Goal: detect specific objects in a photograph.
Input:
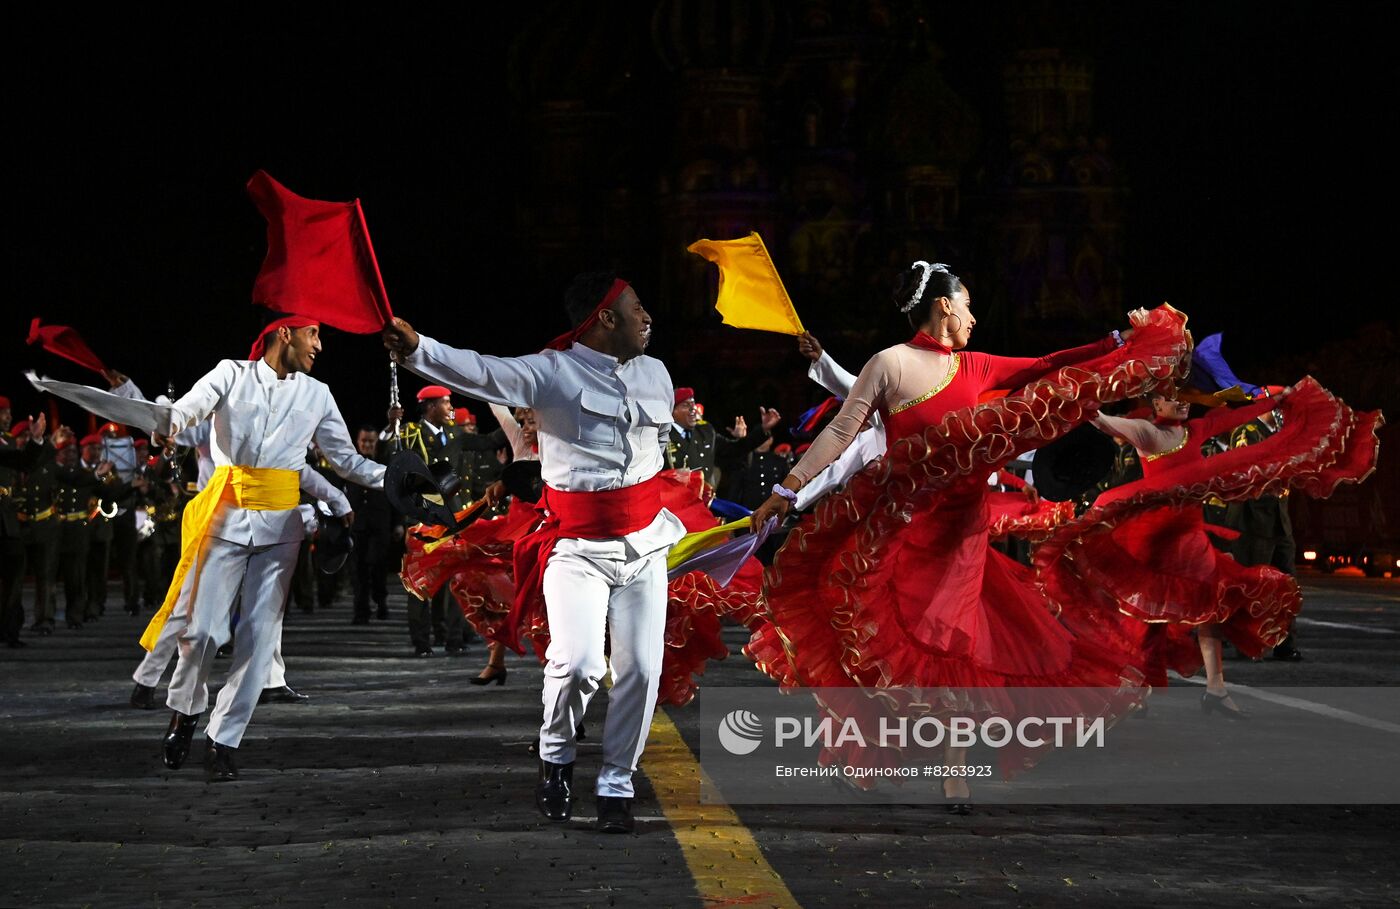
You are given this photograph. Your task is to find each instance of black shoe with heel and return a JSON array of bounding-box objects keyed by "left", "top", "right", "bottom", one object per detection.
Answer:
[
  {"left": 469, "top": 666, "right": 508, "bottom": 686},
  {"left": 942, "top": 779, "right": 973, "bottom": 815},
  {"left": 1201, "top": 689, "right": 1249, "bottom": 720}
]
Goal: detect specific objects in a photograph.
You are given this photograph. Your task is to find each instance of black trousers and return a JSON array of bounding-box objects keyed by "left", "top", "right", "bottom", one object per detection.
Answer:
[
  {"left": 23, "top": 521, "right": 59, "bottom": 625},
  {"left": 85, "top": 529, "right": 111, "bottom": 619},
  {"left": 408, "top": 588, "right": 461, "bottom": 651},
  {"left": 351, "top": 527, "right": 388, "bottom": 619},
  {"left": 53, "top": 521, "right": 90, "bottom": 623},
  {"left": 0, "top": 534, "right": 26, "bottom": 643},
  {"left": 111, "top": 513, "right": 139, "bottom": 609}
]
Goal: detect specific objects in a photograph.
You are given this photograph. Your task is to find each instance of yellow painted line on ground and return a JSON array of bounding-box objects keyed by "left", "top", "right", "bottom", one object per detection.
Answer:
[{"left": 648, "top": 708, "right": 802, "bottom": 909}]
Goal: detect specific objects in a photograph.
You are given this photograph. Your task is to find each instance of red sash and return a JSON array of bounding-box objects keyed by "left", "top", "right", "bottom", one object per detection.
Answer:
[{"left": 506, "top": 474, "right": 665, "bottom": 651}]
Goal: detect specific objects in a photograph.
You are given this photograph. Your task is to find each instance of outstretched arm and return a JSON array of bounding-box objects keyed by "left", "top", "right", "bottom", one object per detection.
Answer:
[{"left": 384, "top": 317, "right": 551, "bottom": 409}]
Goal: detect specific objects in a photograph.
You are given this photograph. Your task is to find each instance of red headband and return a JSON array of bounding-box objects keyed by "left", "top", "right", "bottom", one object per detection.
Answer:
[
  {"left": 546, "top": 279, "right": 631, "bottom": 351},
  {"left": 249, "top": 315, "right": 319, "bottom": 360}
]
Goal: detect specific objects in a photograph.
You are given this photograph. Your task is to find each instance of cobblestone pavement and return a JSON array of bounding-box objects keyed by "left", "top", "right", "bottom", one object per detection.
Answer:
[{"left": 2, "top": 574, "right": 1398, "bottom": 908}]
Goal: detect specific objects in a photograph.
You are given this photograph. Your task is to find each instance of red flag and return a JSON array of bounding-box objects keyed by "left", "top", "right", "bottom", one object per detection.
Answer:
[
  {"left": 28, "top": 318, "right": 108, "bottom": 375},
  {"left": 247, "top": 170, "right": 393, "bottom": 333}
]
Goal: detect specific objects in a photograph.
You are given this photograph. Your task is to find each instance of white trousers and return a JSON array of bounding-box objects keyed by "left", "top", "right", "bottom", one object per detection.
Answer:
[
  {"left": 133, "top": 600, "right": 287, "bottom": 690},
  {"left": 163, "top": 537, "right": 299, "bottom": 748},
  {"left": 539, "top": 544, "right": 668, "bottom": 798}
]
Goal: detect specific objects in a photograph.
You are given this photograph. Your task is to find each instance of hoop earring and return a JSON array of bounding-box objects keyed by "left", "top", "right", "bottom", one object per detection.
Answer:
[{"left": 944, "top": 313, "right": 962, "bottom": 338}]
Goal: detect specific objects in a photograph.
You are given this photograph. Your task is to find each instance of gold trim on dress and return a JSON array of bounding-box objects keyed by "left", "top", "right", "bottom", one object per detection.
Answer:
[
  {"left": 888, "top": 353, "right": 960, "bottom": 416},
  {"left": 1143, "top": 428, "right": 1191, "bottom": 462}
]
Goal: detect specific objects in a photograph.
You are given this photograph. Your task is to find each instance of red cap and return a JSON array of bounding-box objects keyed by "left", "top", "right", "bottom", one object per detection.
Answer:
[
  {"left": 416, "top": 385, "right": 451, "bottom": 402},
  {"left": 101, "top": 421, "right": 126, "bottom": 437},
  {"left": 80, "top": 432, "right": 103, "bottom": 448},
  {"left": 11, "top": 420, "right": 30, "bottom": 437},
  {"left": 453, "top": 407, "right": 475, "bottom": 425},
  {"left": 674, "top": 387, "right": 695, "bottom": 405},
  {"left": 774, "top": 443, "right": 792, "bottom": 456},
  {"left": 0, "top": 396, "right": 10, "bottom": 409},
  {"left": 54, "top": 437, "right": 75, "bottom": 451}
]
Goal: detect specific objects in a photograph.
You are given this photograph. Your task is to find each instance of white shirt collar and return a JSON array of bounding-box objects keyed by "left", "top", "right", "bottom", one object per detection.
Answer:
[{"left": 570, "top": 341, "right": 622, "bottom": 371}]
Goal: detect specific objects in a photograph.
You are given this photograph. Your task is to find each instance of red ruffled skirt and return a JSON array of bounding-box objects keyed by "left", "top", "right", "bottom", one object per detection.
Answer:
[
  {"left": 1036, "top": 378, "right": 1384, "bottom": 684},
  {"left": 745, "top": 307, "right": 1193, "bottom": 776}
]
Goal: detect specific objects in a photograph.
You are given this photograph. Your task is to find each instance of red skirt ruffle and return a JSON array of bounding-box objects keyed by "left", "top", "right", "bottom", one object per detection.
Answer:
[
  {"left": 399, "top": 469, "right": 761, "bottom": 705},
  {"left": 1035, "top": 377, "right": 1383, "bottom": 680}
]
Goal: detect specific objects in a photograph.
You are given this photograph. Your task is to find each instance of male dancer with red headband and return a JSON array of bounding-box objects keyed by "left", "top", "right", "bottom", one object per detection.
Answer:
[
  {"left": 383, "top": 272, "right": 680, "bottom": 834},
  {"left": 31, "top": 316, "right": 384, "bottom": 780}
]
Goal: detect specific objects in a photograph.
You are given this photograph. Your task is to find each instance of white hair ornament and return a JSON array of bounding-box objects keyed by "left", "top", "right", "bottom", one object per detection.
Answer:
[{"left": 900, "top": 261, "right": 953, "bottom": 313}]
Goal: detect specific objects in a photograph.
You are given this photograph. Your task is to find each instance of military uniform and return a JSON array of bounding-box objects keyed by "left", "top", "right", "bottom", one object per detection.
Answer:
[
  {"left": 2, "top": 432, "right": 51, "bottom": 646},
  {"left": 393, "top": 418, "right": 480, "bottom": 653},
  {"left": 728, "top": 447, "right": 795, "bottom": 511},
  {"left": 346, "top": 451, "right": 393, "bottom": 623},
  {"left": 666, "top": 421, "right": 770, "bottom": 489},
  {"left": 51, "top": 457, "right": 127, "bottom": 627},
  {"left": 16, "top": 459, "right": 60, "bottom": 632}
]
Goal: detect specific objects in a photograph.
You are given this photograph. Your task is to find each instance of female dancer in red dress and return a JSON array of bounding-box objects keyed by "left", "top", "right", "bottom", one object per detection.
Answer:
[
  {"left": 1035, "top": 381, "right": 1382, "bottom": 715},
  {"left": 747, "top": 262, "right": 1191, "bottom": 803}
]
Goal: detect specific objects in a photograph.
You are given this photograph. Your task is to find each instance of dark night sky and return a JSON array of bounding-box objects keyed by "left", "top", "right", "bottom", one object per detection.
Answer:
[{"left": 6, "top": 4, "right": 1396, "bottom": 432}]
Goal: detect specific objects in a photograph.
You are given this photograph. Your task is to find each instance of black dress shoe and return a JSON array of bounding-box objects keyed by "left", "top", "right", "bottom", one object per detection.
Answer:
[
  {"left": 1271, "top": 644, "right": 1304, "bottom": 662},
  {"left": 204, "top": 739, "right": 239, "bottom": 782},
  {"left": 162, "top": 711, "right": 201, "bottom": 769},
  {"left": 66, "top": 619, "right": 82, "bottom": 630},
  {"left": 1200, "top": 690, "right": 1249, "bottom": 720},
  {"left": 469, "top": 666, "right": 508, "bottom": 686},
  {"left": 130, "top": 683, "right": 157, "bottom": 710},
  {"left": 536, "top": 760, "right": 574, "bottom": 821},
  {"left": 415, "top": 646, "right": 435, "bottom": 658},
  {"left": 941, "top": 779, "right": 973, "bottom": 815},
  {"left": 258, "top": 685, "right": 310, "bottom": 704},
  {"left": 375, "top": 606, "right": 389, "bottom": 621},
  {"left": 595, "top": 796, "right": 634, "bottom": 833}
]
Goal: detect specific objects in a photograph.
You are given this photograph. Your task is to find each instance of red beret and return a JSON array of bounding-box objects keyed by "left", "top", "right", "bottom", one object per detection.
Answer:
[
  {"left": 774, "top": 443, "right": 792, "bottom": 456},
  {"left": 0, "top": 396, "right": 10, "bottom": 409},
  {"left": 453, "top": 407, "right": 476, "bottom": 425},
  {"left": 674, "top": 387, "right": 695, "bottom": 405},
  {"left": 101, "top": 421, "right": 127, "bottom": 436},
  {"left": 80, "top": 433, "right": 104, "bottom": 447},
  {"left": 54, "top": 437, "right": 75, "bottom": 451},
  {"left": 133, "top": 438, "right": 149, "bottom": 449},
  {"left": 416, "top": 385, "right": 451, "bottom": 402},
  {"left": 10, "top": 420, "right": 30, "bottom": 437}
]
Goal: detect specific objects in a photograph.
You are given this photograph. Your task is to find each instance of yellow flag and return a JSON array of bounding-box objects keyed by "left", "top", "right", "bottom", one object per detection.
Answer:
[{"left": 687, "top": 232, "right": 805, "bottom": 336}]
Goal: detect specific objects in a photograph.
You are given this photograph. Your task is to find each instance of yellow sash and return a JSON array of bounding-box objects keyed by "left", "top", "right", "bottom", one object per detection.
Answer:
[{"left": 139, "top": 465, "right": 300, "bottom": 650}]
